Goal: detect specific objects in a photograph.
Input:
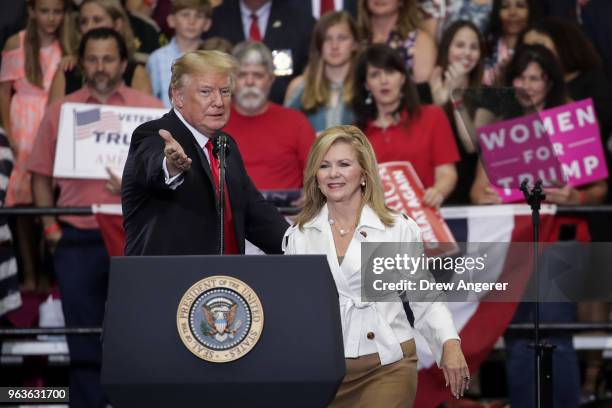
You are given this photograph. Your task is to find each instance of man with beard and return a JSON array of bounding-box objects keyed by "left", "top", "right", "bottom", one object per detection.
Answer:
[
  {"left": 27, "top": 28, "right": 163, "bottom": 408},
  {"left": 223, "top": 41, "right": 315, "bottom": 191}
]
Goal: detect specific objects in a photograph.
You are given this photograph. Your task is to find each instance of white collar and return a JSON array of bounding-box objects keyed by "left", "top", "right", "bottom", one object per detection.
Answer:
[
  {"left": 173, "top": 108, "right": 210, "bottom": 148},
  {"left": 304, "top": 203, "right": 386, "bottom": 232},
  {"left": 240, "top": 0, "right": 272, "bottom": 18}
]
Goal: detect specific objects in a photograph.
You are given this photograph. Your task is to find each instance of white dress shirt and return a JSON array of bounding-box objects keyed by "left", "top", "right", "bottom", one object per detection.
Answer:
[
  {"left": 240, "top": 0, "right": 272, "bottom": 40},
  {"left": 283, "top": 204, "right": 459, "bottom": 366},
  {"left": 310, "top": 0, "right": 343, "bottom": 19}
]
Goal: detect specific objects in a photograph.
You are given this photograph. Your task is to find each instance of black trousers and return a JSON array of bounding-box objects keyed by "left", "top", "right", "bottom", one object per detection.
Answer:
[{"left": 54, "top": 225, "right": 109, "bottom": 408}]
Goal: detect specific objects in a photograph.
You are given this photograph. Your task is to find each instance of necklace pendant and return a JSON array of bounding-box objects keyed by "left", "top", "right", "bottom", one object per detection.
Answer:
[{"left": 339, "top": 228, "right": 348, "bottom": 236}]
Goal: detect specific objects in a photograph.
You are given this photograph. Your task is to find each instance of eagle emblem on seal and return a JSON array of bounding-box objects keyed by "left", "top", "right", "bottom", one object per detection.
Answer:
[{"left": 201, "top": 297, "right": 243, "bottom": 342}]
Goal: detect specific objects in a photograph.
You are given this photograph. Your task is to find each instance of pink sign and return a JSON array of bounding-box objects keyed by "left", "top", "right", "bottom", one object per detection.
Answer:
[{"left": 477, "top": 99, "right": 608, "bottom": 202}]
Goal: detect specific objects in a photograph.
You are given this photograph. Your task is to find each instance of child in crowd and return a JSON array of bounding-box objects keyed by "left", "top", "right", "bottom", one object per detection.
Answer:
[
  {"left": 146, "top": 0, "right": 212, "bottom": 107},
  {"left": 285, "top": 11, "right": 359, "bottom": 133},
  {"left": 0, "top": 0, "right": 74, "bottom": 291}
]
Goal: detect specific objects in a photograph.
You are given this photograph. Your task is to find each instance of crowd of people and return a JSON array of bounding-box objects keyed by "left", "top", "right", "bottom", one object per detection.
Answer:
[{"left": 1, "top": 0, "right": 612, "bottom": 407}]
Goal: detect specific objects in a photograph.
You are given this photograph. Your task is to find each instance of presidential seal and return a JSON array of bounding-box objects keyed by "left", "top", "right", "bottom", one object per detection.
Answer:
[{"left": 177, "top": 276, "right": 264, "bottom": 363}]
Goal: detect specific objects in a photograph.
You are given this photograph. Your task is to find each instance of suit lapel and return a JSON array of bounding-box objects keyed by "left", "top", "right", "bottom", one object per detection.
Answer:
[
  {"left": 224, "top": 148, "right": 241, "bottom": 207},
  {"left": 264, "top": 0, "right": 283, "bottom": 43},
  {"left": 224, "top": 145, "right": 245, "bottom": 252},
  {"left": 229, "top": 0, "right": 246, "bottom": 43}
]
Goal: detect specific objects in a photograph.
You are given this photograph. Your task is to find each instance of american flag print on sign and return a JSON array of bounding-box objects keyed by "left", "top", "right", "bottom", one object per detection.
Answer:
[{"left": 74, "top": 108, "right": 121, "bottom": 140}]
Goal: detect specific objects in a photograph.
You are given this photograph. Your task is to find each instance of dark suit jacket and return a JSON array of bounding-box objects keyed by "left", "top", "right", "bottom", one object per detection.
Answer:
[
  {"left": 207, "top": 0, "right": 315, "bottom": 104},
  {"left": 122, "top": 110, "right": 289, "bottom": 256}
]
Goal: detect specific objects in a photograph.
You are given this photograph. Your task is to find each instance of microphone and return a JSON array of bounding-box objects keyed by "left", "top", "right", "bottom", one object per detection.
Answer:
[
  {"left": 211, "top": 131, "right": 230, "bottom": 255},
  {"left": 212, "top": 131, "right": 230, "bottom": 160}
]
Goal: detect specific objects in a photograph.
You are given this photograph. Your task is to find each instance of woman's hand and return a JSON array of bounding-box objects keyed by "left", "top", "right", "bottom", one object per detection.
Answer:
[
  {"left": 59, "top": 55, "right": 77, "bottom": 72},
  {"left": 475, "top": 185, "right": 503, "bottom": 204},
  {"left": 444, "top": 61, "right": 469, "bottom": 93},
  {"left": 43, "top": 220, "right": 62, "bottom": 254},
  {"left": 441, "top": 339, "right": 470, "bottom": 399},
  {"left": 429, "top": 66, "right": 449, "bottom": 106},
  {"left": 429, "top": 63, "right": 469, "bottom": 107},
  {"left": 423, "top": 186, "right": 444, "bottom": 208},
  {"left": 543, "top": 185, "right": 578, "bottom": 205},
  {"left": 545, "top": 180, "right": 607, "bottom": 206}
]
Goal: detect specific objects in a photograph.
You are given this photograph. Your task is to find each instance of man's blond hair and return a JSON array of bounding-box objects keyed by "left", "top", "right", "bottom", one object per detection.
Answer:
[{"left": 169, "top": 50, "right": 238, "bottom": 102}]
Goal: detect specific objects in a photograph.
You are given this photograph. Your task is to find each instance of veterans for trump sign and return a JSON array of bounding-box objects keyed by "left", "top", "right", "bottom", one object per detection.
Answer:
[
  {"left": 53, "top": 103, "right": 167, "bottom": 179},
  {"left": 477, "top": 99, "right": 608, "bottom": 202}
]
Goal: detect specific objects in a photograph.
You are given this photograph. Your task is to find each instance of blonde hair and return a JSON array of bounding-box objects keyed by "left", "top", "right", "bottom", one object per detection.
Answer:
[
  {"left": 294, "top": 125, "right": 394, "bottom": 229},
  {"left": 169, "top": 50, "right": 238, "bottom": 99},
  {"left": 80, "top": 0, "right": 137, "bottom": 59},
  {"left": 25, "top": 0, "right": 75, "bottom": 88},
  {"left": 357, "top": 0, "right": 420, "bottom": 41},
  {"left": 301, "top": 11, "right": 359, "bottom": 112}
]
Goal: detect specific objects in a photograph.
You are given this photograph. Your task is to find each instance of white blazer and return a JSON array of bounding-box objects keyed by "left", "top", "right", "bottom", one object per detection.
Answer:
[{"left": 283, "top": 204, "right": 459, "bottom": 366}]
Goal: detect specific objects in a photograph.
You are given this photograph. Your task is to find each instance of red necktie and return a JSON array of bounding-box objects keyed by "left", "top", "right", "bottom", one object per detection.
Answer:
[
  {"left": 249, "top": 13, "right": 262, "bottom": 42},
  {"left": 205, "top": 140, "right": 238, "bottom": 254},
  {"left": 320, "top": 0, "right": 335, "bottom": 16}
]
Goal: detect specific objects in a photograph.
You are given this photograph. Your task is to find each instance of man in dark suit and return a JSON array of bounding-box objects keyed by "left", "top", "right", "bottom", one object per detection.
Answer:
[
  {"left": 122, "top": 50, "right": 289, "bottom": 256},
  {"left": 206, "top": 0, "right": 315, "bottom": 104}
]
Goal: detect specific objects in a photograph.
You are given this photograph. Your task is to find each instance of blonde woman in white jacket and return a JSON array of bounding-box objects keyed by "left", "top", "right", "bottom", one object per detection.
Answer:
[{"left": 283, "top": 125, "right": 468, "bottom": 407}]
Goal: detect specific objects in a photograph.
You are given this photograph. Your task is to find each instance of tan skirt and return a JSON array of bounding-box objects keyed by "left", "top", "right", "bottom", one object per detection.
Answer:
[{"left": 329, "top": 340, "right": 418, "bottom": 408}]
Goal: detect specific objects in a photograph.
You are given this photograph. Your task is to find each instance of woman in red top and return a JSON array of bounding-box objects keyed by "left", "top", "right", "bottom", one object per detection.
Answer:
[{"left": 352, "top": 44, "right": 460, "bottom": 207}]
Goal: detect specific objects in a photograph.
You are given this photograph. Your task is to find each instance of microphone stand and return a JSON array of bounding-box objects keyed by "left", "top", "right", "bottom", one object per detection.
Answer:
[
  {"left": 520, "top": 179, "right": 554, "bottom": 408},
  {"left": 215, "top": 134, "right": 229, "bottom": 255}
]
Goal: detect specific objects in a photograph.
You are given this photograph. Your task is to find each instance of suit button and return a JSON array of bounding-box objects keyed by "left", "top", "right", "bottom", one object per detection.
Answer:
[{"left": 367, "top": 332, "right": 375, "bottom": 340}]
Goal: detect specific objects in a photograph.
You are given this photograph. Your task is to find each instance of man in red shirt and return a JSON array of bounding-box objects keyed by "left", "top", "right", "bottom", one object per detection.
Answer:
[
  {"left": 223, "top": 41, "right": 315, "bottom": 191},
  {"left": 28, "top": 28, "right": 163, "bottom": 408}
]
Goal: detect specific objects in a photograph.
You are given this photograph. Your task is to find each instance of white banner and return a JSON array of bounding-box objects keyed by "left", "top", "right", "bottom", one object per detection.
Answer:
[{"left": 53, "top": 103, "right": 167, "bottom": 179}]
